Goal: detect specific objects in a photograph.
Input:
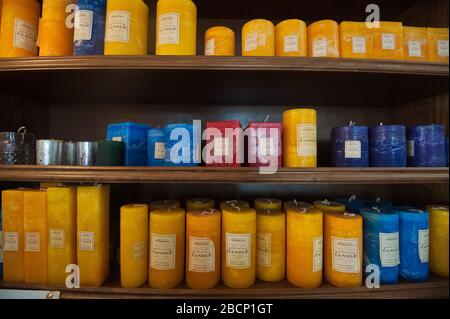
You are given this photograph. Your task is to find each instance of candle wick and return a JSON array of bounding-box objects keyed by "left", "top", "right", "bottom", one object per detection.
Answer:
[
  {"left": 293, "top": 199, "right": 298, "bottom": 205},
  {"left": 322, "top": 199, "right": 330, "bottom": 205},
  {"left": 18, "top": 126, "right": 27, "bottom": 134},
  {"left": 264, "top": 115, "right": 270, "bottom": 123},
  {"left": 349, "top": 195, "right": 357, "bottom": 201}
]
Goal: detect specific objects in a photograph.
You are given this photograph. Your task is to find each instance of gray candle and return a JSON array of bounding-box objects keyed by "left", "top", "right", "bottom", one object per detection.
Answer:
[
  {"left": 76, "top": 141, "right": 98, "bottom": 166},
  {"left": 36, "top": 140, "right": 64, "bottom": 165},
  {"left": 63, "top": 141, "right": 76, "bottom": 165}
]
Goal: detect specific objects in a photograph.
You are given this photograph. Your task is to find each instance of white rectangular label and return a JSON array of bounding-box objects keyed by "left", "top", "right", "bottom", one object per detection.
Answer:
[
  {"left": 438, "top": 40, "right": 449, "bottom": 57},
  {"left": 205, "top": 38, "right": 215, "bottom": 55},
  {"left": 345, "top": 140, "right": 362, "bottom": 159},
  {"left": 379, "top": 232, "right": 400, "bottom": 267},
  {"left": 296, "top": 124, "right": 317, "bottom": 156},
  {"left": 418, "top": 229, "right": 429, "bottom": 263},
  {"left": 49, "top": 229, "right": 65, "bottom": 249},
  {"left": 313, "top": 39, "right": 328, "bottom": 57},
  {"left": 79, "top": 231, "right": 95, "bottom": 251},
  {"left": 214, "top": 137, "right": 230, "bottom": 157},
  {"left": 226, "top": 233, "right": 251, "bottom": 269},
  {"left": 284, "top": 34, "right": 299, "bottom": 53},
  {"left": 256, "top": 233, "right": 271, "bottom": 267},
  {"left": 151, "top": 234, "right": 176, "bottom": 270},
  {"left": 105, "top": 11, "right": 130, "bottom": 43},
  {"left": 158, "top": 13, "right": 180, "bottom": 45},
  {"left": 244, "top": 33, "right": 258, "bottom": 52},
  {"left": 154, "top": 142, "right": 166, "bottom": 160},
  {"left": 189, "top": 237, "right": 215, "bottom": 273},
  {"left": 332, "top": 237, "right": 360, "bottom": 273},
  {"left": 3, "top": 232, "right": 19, "bottom": 252},
  {"left": 13, "top": 18, "right": 37, "bottom": 53},
  {"left": 133, "top": 241, "right": 145, "bottom": 260},
  {"left": 313, "top": 235, "right": 323, "bottom": 272},
  {"left": 25, "top": 232, "right": 41, "bottom": 252},
  {"left": 408, "top": 40, "right": 422, "bottom": 57},
  {"left": 112, "top": 136, "right": 122, "bottom": 142},
  {"left": 74, "top": 10, "right": 93, "bottom": 41},
  {"left": 382, "top": 33, "right": 396, "bottom": 50},
  {"left": 407, "top": 140, "right": 415, "bottom": 157},
  {"left": 352, "top": 36, "right": 366, "bottom": 54}
]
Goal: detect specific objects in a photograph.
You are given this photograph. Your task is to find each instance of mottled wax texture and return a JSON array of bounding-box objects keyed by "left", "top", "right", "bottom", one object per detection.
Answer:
[
  {"left": 335, "top": 196, "right": 365, "bottom": 214},
  {"left": 370, "top": 125, "right": 406, "bottom": 167},
  {"left": 407, "top": 125, "right": 446, "bottom": 167},
  {"left": 74, "top": 0, "right": 107, "bottom": 55},
  {"left": 331, "top": 125, "right": 369, "bottom": 167}
]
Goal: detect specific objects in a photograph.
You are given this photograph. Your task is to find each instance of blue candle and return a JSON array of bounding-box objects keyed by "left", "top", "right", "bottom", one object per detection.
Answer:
[
  {"left": 331, "top": 124, "right": 369, "bottom": 167},
  {"left": 398, "top": 207, "right": 429, "bottom": 282},
  {"left": 407, "top": 125, "right": 446, "bottom": 167},
  {"left": 74, "top": 0, "right": 107, "bottom": 55},
  {"left": 364, "top": 198, "right": 393, "bottom": 210},
  {"left": 370, "top": 125, "right": 406, "bottom": 167},
  {"left": 148, "top": 128, "right": 166, "bottom": 166},
  {"left": 165, "top": 124, "right": 201, "bottom": 167},
  {"left": 446, "top": 137, "right": 449, "bottom": 167},
  {"left": 360, "top": 207, "right": 399, "bottom": 284},
  {"left": 335, "top": 195, "right": 366, "bottom": 214}
]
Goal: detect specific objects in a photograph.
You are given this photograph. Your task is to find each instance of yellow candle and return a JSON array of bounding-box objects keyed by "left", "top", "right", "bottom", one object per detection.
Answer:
[
  {"left": 403, "top": 26, "right": 428, "bottom": 61},
  {"left": 0, "top": 0, "right": 40, "bottom": 58},
  {"left": 220, "top": 200, "right": 250, "bottom": 211},
  {"left": 324, "top": 211, "right": 363, "bottom": 287},
  {"left": 77, "top": 185, "right": 110, "bottom": 287},
  {"left": 242, "top": 19, "right": 275, "bottom": 56},
  {"left": 283, "top": 108, "right": 317, "bottom": 168},
  {"left": 47, "top": 186, "right": 77, "bottom": 285},
  {"left": 308, "top": 20, "right": 340, "bottom": 58},
  {"left": 287, "top": 207, "right": 323, "bottom": 288},
  {"left": 156, "top": 0, "right": 196, "bottom": 56},
  {"left": 104, "top": 0, "right": 149, "bottom": 56},
  {"left": 427, "top": 28, "right": 449, "bottom": 63},
  {"left": 187, "top": 198, "right": 215, "bottom": 211},
  {"left": 254, "top": 198, "right": 282, "bottom": 210},
  {"left": 120, "top": 204, "right": 148, "bottom": 288},
  {"left": 1, "top": 189, "right": 25, "bottom": 282},
  {"left": 428, "top": 205, "right": 449, "bottom": 278},
  {"left": 149, "top": 207, "right": 185, "bottom": 288},
  {"left": 150, "top": 200, "right": 180, "bottom": 211},
  {"left": 284, "top": 200, "right": 313, "bottom": 211},
  {"left": 314, "top": 200, "right": 346, "bottom": 214},
  {"left": 256, "top": 209, "right": 285, "bottom": 282},
  {"left": 371, "top": 22, "right": 404, "bottom": 60},
  {"left": 205, "top": 26, "right": 235, "bottom": 56},
  {"left": 275, "top": 19, "right": 307, "bottom": 57},
  {"left": 23, "top": 189, "right": 48, "bottom": 284},
  {"left": 339, "top": 21, "right": 372, "bottom": 59},
  {"left": 222, "top": 205, "right": 256, "bottom": 288},
  {"left": 186, "top": 209, "right": 221, "bottom": 289}
]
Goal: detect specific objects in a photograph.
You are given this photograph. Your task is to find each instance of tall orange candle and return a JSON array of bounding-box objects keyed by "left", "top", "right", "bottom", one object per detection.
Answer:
[
  {"left": 371, "top": 22, "right": 404, "bottom": 60},
  {"left": 339, "top": 21, "right": 372, "bottom": 59},
  {"left": 403, "top": 26, "right": 428, "bottom": 61},
  {"left": 314, "top": 200, "right": 346, "bottom": 214},
  {"left": 427, "top": 205, "right": 449, "bottom": 278},
  {"left": 308, "top": 20, "right": 339, "bottom": 58},
  {"left": 205, "top": 26, "right": 235, "bottom": 56},
  {"left": 427, "top": 28, "right": 449, "bottom": 63},
  {"left": 242, "top": 19, "right": 275, "bottom": 56},
  {"left": 275, "top": 19, "right": 307, "bottom": 57}
]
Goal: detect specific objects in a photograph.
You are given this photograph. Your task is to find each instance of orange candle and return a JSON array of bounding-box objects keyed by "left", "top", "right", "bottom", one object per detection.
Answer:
[
  {"left": 403, "top": 26, "right": 428, "bottom": 61},
  {"left": 339, "top": 21, "right": 372, "bottom": 59},
  {"left": 242, "top": 19, "right": 275, "bottom": 56},
  {"left": 205, "top": 26, "right": 235, "bottom": 56},
  {"left": 308, "top": 20, "right": 340, "bottom": 58},
  {"left": 275, "top": 19, "right": 307, "bottom": 57},
  {"left": 427, "top": 28, "right": 449, "bottom": 63},
  {"left": 371, "top": 22, "right": 404, "bottom": 60},
  {"left": 428, "top": 205, "right": 449, "bottom": 278}
]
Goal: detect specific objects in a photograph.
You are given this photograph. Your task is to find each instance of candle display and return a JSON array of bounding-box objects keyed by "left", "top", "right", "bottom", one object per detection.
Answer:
[
  {"left": 370, "top": 124, "right": 407, "bottom": 167},
  {"left": 331, "top": 123, "right": 369, "bottom": 167},
  {"left": 427, "top": 205, "right": 448, "bottom": 278},
  {"left": 74, "top": 0, "right": 107, "bottom": 56},
  {"left": 254, "top": 198, "right": 282, "bottom": 210},
  {"left": 335, "top": 195, "right": 365, "bottom": 214},
  {"left": 427, "top": 28, "right": 449, "bottom": 63},
  {"left": 242, "top": 19, "right": 275, "bottom": 56},
  {"left": 284, "top": 200, "right": 313, "bottom": 211},
  {"left": 403, "top": 26, "right": 428, "bottom": 61},
  {"left": 314, "top": 200, "right": 346, "bottom": 214},
  {"left": 96, "top": 140, "right": 124, "bottom": 166},
  {"left": 186, "top": 198, "right": 215, "bottom": 211},
  {"left": 186, "top": 209, "right": 221, "bottom": 289},
  {"left": 147, "top": 128, "right": 166, "bottom": 166},
  {"left": 206, "top": 121, "right": 243, "bottom": 167},
  {"left": 339, "top": 21, "right": 372, "bottom": 59},
  {"left": 220, "top": 200, "right": 250, "bottom": 211},
  {"left": 149, "top": 200, "right": 180, "bottom": 211},
  {"left": 205, "top": 26, "right": 235, "bottom": 56},
  {"left": 407, "top": 125, "right": 446, "bottom": 167},
  {"left": 165, "top": 124, "right": 200, "bottom": 167},
  {"left": 307, "top": 20, "right": 339, "bottom": 58},
  {"left": 247, "top": 122, "right": 282, "bottom": 168},
  {"left": 275, "top": 19, "right": 307, "bottom": 57},
  {"left": 283, "top": 108, "right": 317, "bottom": 168},
  {"left": 372, "top": 22, "right": 404, "bottom": 60}
]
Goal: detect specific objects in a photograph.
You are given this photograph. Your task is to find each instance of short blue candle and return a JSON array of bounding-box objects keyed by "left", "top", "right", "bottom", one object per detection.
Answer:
[
  {"left": 335, "top": 195, "right": 366, "bottom": 214},
  {"left": 407, "top": 125, "right": 446, "bottom": 167},
  {"left": 370, "top": 125, "right": 406, "bottom": 167},
  {"left": 74, "top": 0, "right": 107, "bottom": 55},
  {"left": 331, "top": 124, "right": 369, "bottom": 167},
  {"left": 398, "top": 207, "right": 429, "bottom": 282},
  {"left": 165, "top": 124, "right": 201, "bottom": 167},
  {"left": 148, "top": 128, "right": 166, "bottom": 166},
  {"left": 361, "top": 207, "right": 400, "bottom": 284},
  {"left": 364, "top": 198, "right": 393, "bottom": 210}
]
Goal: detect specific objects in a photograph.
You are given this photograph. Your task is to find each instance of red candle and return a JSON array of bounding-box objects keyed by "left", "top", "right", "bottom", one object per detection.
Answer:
[
  {"left": 205, "top": 121, "right": 242, "bottom": 167},
  {"left": 247, "top": 122, "right": 282, "bottom": 168}
]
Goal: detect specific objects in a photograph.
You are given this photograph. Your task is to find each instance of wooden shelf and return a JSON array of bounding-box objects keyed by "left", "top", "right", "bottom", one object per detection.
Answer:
[{"left": 0, "top": 166, "right": 447, "bottom": 184}]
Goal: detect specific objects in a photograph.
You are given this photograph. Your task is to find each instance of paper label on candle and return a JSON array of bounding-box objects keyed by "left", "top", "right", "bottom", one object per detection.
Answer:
[
  {"left": 189, "top": 237, "right": 215, "bottom": 273},
  {"left": 25, "top": 232, "right": 41, "bottom": 252},
  {"left": 158, "top": 13, "right": 180, "bottom": 46},
  {"left": 284, "top": 34, "right": 299, "bottom": 53},
  {"left": 112, "top": 136, "right": 122, "bottom": 142},
  {"left": 313, "top": 39, "right": 328, "bottom": 57},
  {"left": 150, "top": 234, "right": 176, "bottom": 270},
  {"left": 407, "top": 140, "right": 415, "bottom": 157},
  {"left": 133, "top": 241, "right": 145, "bottom": 260},
  {"left": 13, "top": 18, "right": 37, "bottom": 53},
  {"left": 296, "top": 124, "right": 317, "bottom": 157},
  {"left": 3, "top": 232, "right": 19, "bottom": 252},
  {"left": 79, "top": 231, "right": 95, "bottom": 251},
  {"left": 244, "top": 33, "right": 258, "bottom": 52},
  {"left": 418, "top": 229, "right": 429, "bottom": 263},
  {"left": 256, "top": 233, "right": 271, "bottom": 267},
  {"left": 226, "top": 233, "right": 251, "bottom": 269},
  {"left": 352, "top": 36, "right": 366, "bottom": 54},
  {"left": 154, "top": 142, "right": 166, "bottom": 159},
  {"left": 438, "top": 40, "right": 449, "bottom": 57},
  {"left": 382, "top": 33, "right": 396, "bottom": 50},
  {"left": 332, "top": 237, "right": 360, "bottom": 273},
  {"left": 313, "top": 235, "right": 323, "bottom": 272},
  {"left": 74, "top": 10, "right": 94, "bottom": 41},
  {"left": 379, "top": 232, "right": 400, "bottom": 267},
  {"left": 49, "top": 229, "right": 65, "bottom": 249},
  {"left": 205, "top": 38, "right": 215, "bottom": 55},
  {"left": 214, "top": 137, "right": 230, "bottom": 157},
  {"left": 408, "top": 41, "right": 422, "bottom": 57},
  {"left": 105, "top": 11, "right": 131, "bottom": 43},
  {"left": 345, "top": 140, "right": 362, "bottom": 159},
  {"left": 258, "top": 137, "right": 275, "bottom": 156}
]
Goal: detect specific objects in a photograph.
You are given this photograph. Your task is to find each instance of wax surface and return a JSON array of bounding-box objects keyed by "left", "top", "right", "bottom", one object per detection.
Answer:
[
  {"left": 403, "top": 26, "right": 428, "bottom": 61},
  {"left": 427, "top": 28, "right": 449, "bottom": 63},
  {"left": 220, "top": 200, "right": 250, "bottom": 211},
  {"left": 308, "top": 20, "right": 339, "bottom": 58},
  {"left": 428, "top": 205, "right": 448, "bottom": 278},
  {"left": 96, "top": 140, "right": 124, "bottom": 166},
  {"left": 147, "top": 128, "right": 166, "bottom": 166},
  {"left": 247, "top": 122, "right": 282, "bottom": 168},
  {"left": 370, "top": 125, "right": 407, "bottom": 167},
  {"left": 331, "top": 125, "right": 369, "bottom": 167},
  {"left": 284, "top": 200, "right": 313, "bottom": 211},
  {"left": 242, "top": 19, "right": 275, "bottom": 56},
  {"left": 407, "top": 125, "right": 446, "bottom": 167},
  {"left": 165, "top": 124, "right": 200, "bottom": 167},
  {"left": 254, "top": 198, "right": 282, "bottom": 211},
  {"left": 205, "top": 26, "right": 235, "bottom": 56},
  {"left": 372, "top": 22, "right": 404, "bottom": 60},
  {"left": 314, "top": 200, "right": 346, "bottom": 214},
  {"left": 335, "top": 196, "right": 365, "bottom": 214},
  {"left": 275, "top": 19, "right": 307, "bottom": 57},
  {"left": 206, "top": 121, "right": 243, "bottom": 167},
  {"left": 339, "top": 22, "right": 372, "bottom": 59},
  {"left": 365, "top": 198, "right": 393, "bottom": 210},
  {"left": 149, "top": 200, "right": 180, "bottom": 211},
  {"left": 74, "top": 0, "right": 107, "bottom": 55},
  {"left": 186, "top": 199, "right": 215, "bottom": 211}
]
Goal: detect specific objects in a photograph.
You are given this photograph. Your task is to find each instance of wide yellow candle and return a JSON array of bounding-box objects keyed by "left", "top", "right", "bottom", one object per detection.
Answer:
[
  {"left": 242, "top": 19, "right": 275, "bottom": 56},
  {"left": 77, "top": 185, "right": 110, "bottom": 287},
  {"left": 23, "top": 189, "right": 48, "bottom": 284},
  {"left": 156, "top": 0, "right": 196, "bottom": 56},
  {"left": 339, "top": 21, "right": 372, "bottom": 59},
  {"left": 47, "top": 186, "right": 77, "bottom": 285},
  {"left": 220, "top": 200, "right": 250, "bottom": 211},
  {"left": 222, "top": 205, "right": 256, "bottom": 288},
  {"left": 403, "top": 26, "right": 428, "bottom": 61},
  {"left": 150, "top": 200, "right": 181, "bottom": 211},
  {"left": 314, "top": 200, "right": 346, "bottom": 214},
  {"left": 187, "top": 198, "right": 215, "bottom": 211},
  {"left": 186, "top": 209, "right": 221, "bottom": 289},
  {"left": 283, "top": 108, "right": 317, "bottom": 168},
  {"left": 371, "top": 22, "right": 404, "bottom": 60},
  {"left": 1, "top": 189, "right": 25, "bottom": 283},
  {"left": 428, "top": 205, "right": 449, "bottom": 278},
  {"left": 104, "top": 0, "right": 148, "bottom": 55},
  {"left": 275, "top": 19, "right": 307, "bottom": 57},
  {"left": 256, "top": 209, "right": 285, "bottom": 282},
  {"left": 284, "top": 200, "right": 313, "bottom": 211},
  {"left": 0, "top": 0, "right": 40, "bottom": 57},
  {"left": 427, "top": 28, "right": 449, "bottom": 63},
  {"left": 287, "top": 207, "right": 323, "bottom": 288},
  {"left": 324, "top": 211, "right": 363, "bottom": 287},
  {"left": 308, "top": 20, "right": 339, "bottom": 58},
  {"left": 254, "top": 198, "right": 282, "bottom": 210},
  {"left": 120, "top": 204, "right": 148, "bottom": 288},
  {"left": 205, "top": 26, "right": 235, "bottom": 56},
  {"left": 149, "top": 207, "right": 185, "bottom": 288}
]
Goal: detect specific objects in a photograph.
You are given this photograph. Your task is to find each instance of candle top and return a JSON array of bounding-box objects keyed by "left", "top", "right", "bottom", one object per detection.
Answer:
[
  {"left": 427, "top": 205, "right": 449, "bottom": 213},
  {"left": 220, "top": 200, "right": 250, "bottom": 209},
  {"left": 256, "top": 208, "right": 285, "bottom": 216},
  {"left": 285, "top": 206, "right": 322, "bottom": 216},
  {"left": 395, "top": 206, "right": 427, "bottom": 214},
  {"left": 206, "top": 26, "right": 235, "bottom": 34},
  {"left": 326, "top": 211, "right": 362, "bottom": 220},
  {"left": 284, "top": 200, "right": 314, "bottom": 210},
  {"left": 314, "top": 199, "right": 345, "bottom": 208},
  {"left": 150, "top": 200, "right": 181, "bottom": 211},
  {"left": 360, "top": 207, "right": 399, "bottom": 217},
  {"left": 151, "top": 207, "right": 185, "bottom": 215},
  {"left": 254, "top": 198, "right": 282, "bottom": 204},
  {"left": 188, "top": 209, "right": 220, "bottom": 216},
  {"left": 188, "top": 198, "right": 214, "bottom": 204}
]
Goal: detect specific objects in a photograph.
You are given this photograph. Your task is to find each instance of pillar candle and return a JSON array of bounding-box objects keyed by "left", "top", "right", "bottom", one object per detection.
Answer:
[
  {"left": 205, "top": 26, "right": 235, "bottom": 56},
  {"left": 47, "top": 187, "right": 77, "bottom": 285},
  {"left": 283, "top": 200, "right": 313, "bottom": 211},
  {"left": 0, "top": 130, "right": 36, "bottom": 165},
  {"left": 77, "top": 185, "right": 110, "bottom": 287},
  {"left": 0, "top": 0, "right": 40, "bottom": 58},
  {"left": 427, "top": 28, "right": 449, "bottom": 63},
  {"left": 186, "top": 209, "right": 221, "bottom": 289},
  {"left": 275, "top": 19, "right": 307, "bottom": 57},
  {"left": 147, "top": 128, "right": 166, "bottom": 167},
  {"left": 120, "top": 204, "right": 148, "bottom": 288},
  {"left": 247, "top": 122, "right": 283, "bottom": 168},
  {"left": 206, "top": 121, "right": 243, "bottom": 167},
  {"left": 254, "top": 198, "right": 282, "bottom": 211},
  {"left": 283, "top": 108, "right": 317, "bottom": 168},
  {"left": 360, "top": 207, "right": 399, "bottom": 284},
  {"left": 165, "top": 124, "right": 200, "bottom": 167},
  {"left": 365, "top": 198, "right": 393, "bottom": 210},
  {"left": 372, "top": 22, "right": 404, "bottom": 60},
  {"left": 222, "top": 204, "right": 256, "bottom": 288},
  {"left": 339, "top": 21, "right": 372, "bottom": 59},
  {"left": 187, "top": 198, "right": 215, "bottom": 211},
  {"left": 23, "top": 189, "right": 48, "bottom": 284},
  {"left": 335, "top": 195, "right": 365, "bottom": 214},
  {"left": 403, "top": 26, "right": 428, "bottom": 61},
  {"left": 242, "top": 19, "right": 275, "bottom": 56},
  {"left": 314, "top": 200, "right": 346, "bottom": 214},
  {"left": 427, "top": 205, "right": 448, "bottom": 278},
  {"left": 1, "top": 189, "right": 25, "bottom": 282},
  {"left": 370, "top": 124, "right": 407, "bottom": 167},
  {"left": 256, "top": 209, "right": 285, "bottom": 282},
  {"left": 74, "top": 0, "right": 107, "bottom": 56},
  {"left": 96, "top": 140, "right": 124, "bottom": 166},
  {"left": 149, "top": 207, "right": 185, "bottom": 289},
  {"left": 331, "top": 124, "right": 369, "bottom": 167},
  {"left": 220, "top": 200, "right": 250, "bottom": 211},
  {"left": 287, "top": 207, "right": 323, "bottom": 288},
  {"left": 399, "top": 207, "right": 429, "bottom": 282},
  {"left": 407, "top": 125, "right": 446, "bottom": 167},
  {"left": 104, "top": 0, "right": 148, "bottom": 55},
  {"left": 324, "top": 211, "right": 363, "bottom": 287},
  {"left": 307, "top": 20, "right": 340, "bottom": 58},
  {"left": 149, "top": 200, "right": 180, "bottom": 211},
  {"left": 156, "top": 0, "right": 196, "bottom": 56}
]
